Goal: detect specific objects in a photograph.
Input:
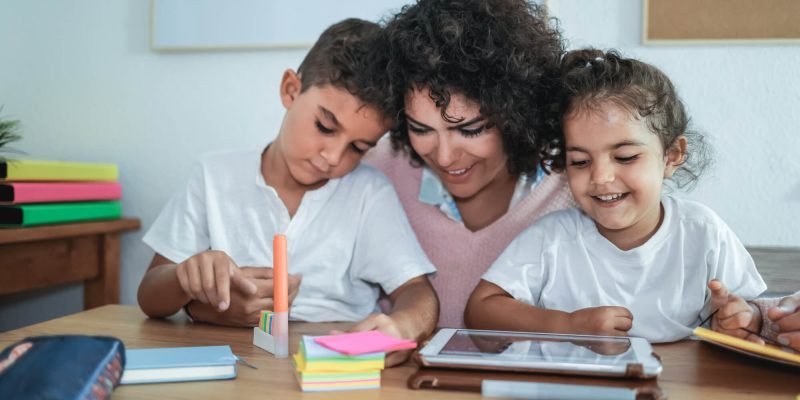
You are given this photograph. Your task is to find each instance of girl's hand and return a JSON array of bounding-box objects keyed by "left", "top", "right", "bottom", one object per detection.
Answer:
[
  {"left": 767, "top": 294, "right": 800, "bottom": 350},
  {"left": 568, "top": 306, "right": 633, "bottom": 336},
  {"left": 708, "top": 280, "right": 763, "bottom": 344},
  {"left": 175, "top": 250, "right": 258, "bottom": 311},
  {"left": 346, "top": 313, "right": 411, "bottom": 367}
]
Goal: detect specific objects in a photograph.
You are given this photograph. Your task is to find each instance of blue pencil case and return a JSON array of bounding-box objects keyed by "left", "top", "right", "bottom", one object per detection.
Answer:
[{"left": 0, "top": 335, "right": 125, "bottom": 400}]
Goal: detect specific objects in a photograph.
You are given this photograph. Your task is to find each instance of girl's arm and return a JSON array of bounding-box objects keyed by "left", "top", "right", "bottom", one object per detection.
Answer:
[
  {"left": 465, "top": 280, "right": 633, "bottom": 336},
  {"left": 465, "top": 279, "right": 571, "bottom": 332}
]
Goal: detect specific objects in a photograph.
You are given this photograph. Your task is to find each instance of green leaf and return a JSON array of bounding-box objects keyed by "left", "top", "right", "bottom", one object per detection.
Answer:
[{"left": 0, "top": 107, "right": 22, "bottom": 153}]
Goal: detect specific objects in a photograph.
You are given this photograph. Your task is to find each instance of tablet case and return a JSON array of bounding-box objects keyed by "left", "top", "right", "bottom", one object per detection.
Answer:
[
  {"left": 0, "top": 335, "right": 125, "bottom": 400},
  {"left": 407, "top": 367, "right": 665, "bottom": 400}
]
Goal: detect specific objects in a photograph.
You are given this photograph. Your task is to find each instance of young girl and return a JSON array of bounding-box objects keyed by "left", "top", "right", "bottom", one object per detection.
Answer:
[{"left": 465, "top": 49, "right": 769, "bottom": 343}]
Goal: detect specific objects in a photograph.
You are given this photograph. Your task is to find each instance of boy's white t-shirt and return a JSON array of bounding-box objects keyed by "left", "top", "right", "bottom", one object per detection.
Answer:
[
  {"left": 482, "top": 196, "right": 766, "bottom": 343},
  {"left": 143, "top": 150, "right": 436, "bottom": 322}
]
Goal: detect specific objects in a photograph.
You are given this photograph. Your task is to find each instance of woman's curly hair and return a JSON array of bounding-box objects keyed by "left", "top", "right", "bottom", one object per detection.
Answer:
[
  {"left": 541, "top": 49, "right": 711, "bottom": 189},
  {"left": 383, "top": 0, "right": 564, "bottom": 175}
]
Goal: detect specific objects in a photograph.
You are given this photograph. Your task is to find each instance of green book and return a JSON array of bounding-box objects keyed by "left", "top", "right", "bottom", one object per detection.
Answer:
[{"left": 0, "top": 201, "right": 122, "bottom": 227}]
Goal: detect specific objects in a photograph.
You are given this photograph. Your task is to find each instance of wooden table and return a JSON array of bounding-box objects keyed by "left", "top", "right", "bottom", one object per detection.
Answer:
[
  {"left": 0, "top": 219, "right": 140, "bottom": 309},
  {"left": 1, "top": 305, "right": 798, "bottom": 399}
]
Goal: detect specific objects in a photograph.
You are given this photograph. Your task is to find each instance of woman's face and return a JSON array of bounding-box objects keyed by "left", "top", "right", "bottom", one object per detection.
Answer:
[{"left": 404, "top": 88, "right": 509, "bottom": 201}]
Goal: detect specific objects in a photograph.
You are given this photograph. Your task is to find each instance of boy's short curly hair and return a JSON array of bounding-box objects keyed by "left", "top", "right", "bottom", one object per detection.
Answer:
[
  {"left": 384, "top": 0, "right": 564, "bottom": 175},
  {"left": 542, "top": 49, "right": 711, "bottom": 189},
  {"left": 298, "top": 18, "right": 392, "bottom": 118}
]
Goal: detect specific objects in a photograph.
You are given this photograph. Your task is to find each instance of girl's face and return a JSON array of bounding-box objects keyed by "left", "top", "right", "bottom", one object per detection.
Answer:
[
  {"left": 563, "top": 102, "right": 684, "bottom": 249},
  {"left": 404, "top": 88, "right": 509, "bottom": 201}
]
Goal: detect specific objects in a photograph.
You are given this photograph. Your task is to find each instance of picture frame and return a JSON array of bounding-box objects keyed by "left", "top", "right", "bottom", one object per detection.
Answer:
[
  {"left": 643, "top": 0, "right": 800, "bottom": 45},
  {"left": 150, "top": 0, "right": 409, "bottom": 51}
]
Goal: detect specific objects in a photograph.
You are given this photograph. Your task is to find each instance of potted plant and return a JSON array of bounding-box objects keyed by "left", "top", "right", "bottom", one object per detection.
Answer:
[{"left": 0, "top": 108, "right": 22, "bottom": 161}]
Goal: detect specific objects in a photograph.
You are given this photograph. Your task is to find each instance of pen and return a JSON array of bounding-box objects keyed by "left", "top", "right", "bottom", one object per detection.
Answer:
[
  {"left": 481, "top": 380, "right": 637, "bottom": 400},
  {"left": 272, "top": 234, "right": 289, "bottom": 358},
  {"left": 273, "top": 234, "right": 288, "bottom": 314}
]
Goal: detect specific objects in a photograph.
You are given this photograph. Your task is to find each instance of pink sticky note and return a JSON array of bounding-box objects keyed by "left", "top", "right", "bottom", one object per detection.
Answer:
[{"left": 314, "top": 330, "right": 417, "bottom": 356}]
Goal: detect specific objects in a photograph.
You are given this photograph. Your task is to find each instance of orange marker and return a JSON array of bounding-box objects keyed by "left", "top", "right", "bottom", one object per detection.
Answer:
[{"left": 273, "top": 234, "right": 288, "bottom": 313}]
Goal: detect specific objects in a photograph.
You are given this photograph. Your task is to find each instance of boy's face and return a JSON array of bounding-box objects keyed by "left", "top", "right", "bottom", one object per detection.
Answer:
[
  {"left": 276, "top": 70, "right": 389, "bottom": 187},
  {"left": 563, "top": 102, "right": 683, "bottom": 249}
]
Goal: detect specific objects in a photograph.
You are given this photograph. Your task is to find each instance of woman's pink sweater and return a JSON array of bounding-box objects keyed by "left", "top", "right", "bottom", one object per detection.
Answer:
[{"left": 366, "top": 142, "right": 574, "bottom": 327}]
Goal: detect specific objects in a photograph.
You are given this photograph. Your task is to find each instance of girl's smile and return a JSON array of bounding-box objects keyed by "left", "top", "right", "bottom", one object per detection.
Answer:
[{"left": 563, "top": 102, "right": 684, "bottom": 250}]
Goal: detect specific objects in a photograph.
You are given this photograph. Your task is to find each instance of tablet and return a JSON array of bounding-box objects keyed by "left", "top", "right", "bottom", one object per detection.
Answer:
[{"left": 417, "top": 329, "right": 662, "bottom": 378}]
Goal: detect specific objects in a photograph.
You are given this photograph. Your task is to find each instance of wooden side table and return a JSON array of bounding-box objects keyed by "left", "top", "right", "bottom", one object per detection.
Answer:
[{"left": 0, "top": 218, "right": 140, "bottom": 309}]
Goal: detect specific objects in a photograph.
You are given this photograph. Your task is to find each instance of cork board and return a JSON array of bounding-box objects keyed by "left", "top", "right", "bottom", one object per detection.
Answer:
[{"left": 644, "top": 0, "right": 800, "bottom": 44}]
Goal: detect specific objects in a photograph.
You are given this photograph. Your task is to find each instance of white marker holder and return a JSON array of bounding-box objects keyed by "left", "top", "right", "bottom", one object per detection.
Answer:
[{"left": 252, "top": 311, "right": 289, "bottom": 358}]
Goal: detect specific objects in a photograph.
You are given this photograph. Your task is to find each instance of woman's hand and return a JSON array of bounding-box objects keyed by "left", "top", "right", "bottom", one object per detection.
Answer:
[{"left": 767, "top": 294, "right": 800, "bottom": 350}]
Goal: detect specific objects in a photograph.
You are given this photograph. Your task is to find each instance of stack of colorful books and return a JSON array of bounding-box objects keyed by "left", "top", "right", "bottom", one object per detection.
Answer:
[
  {"left": 0, "top": 159, "right": 122, "bottom": 227},
  {"left": 292, "top": 335, "right": 384, "bottom": 392}
]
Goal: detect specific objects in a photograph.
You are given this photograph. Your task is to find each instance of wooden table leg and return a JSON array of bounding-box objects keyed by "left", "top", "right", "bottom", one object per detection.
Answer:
[{"left": 84, "top": 233, "right": 120, "bottom": 309}]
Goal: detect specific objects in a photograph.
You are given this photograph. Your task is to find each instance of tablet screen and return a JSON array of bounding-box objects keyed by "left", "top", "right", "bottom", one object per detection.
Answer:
[{"left": 439, "top": 330, "right": 635, "bottom": 365}]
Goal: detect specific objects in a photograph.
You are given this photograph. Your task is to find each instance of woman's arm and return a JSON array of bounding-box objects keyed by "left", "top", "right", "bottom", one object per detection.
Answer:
[
  {"left": 755, "top": 291, "right": 800, "bottom": 350},
  {"left": 386, "top": 275, "right": 439, "bottom": 342},
  {"left": 348, "top": 275, "right": 439, "bottom": 366}
]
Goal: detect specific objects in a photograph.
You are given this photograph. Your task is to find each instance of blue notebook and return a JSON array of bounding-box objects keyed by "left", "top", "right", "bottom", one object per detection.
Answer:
[{"left": 120, "top": 345, "right": 237, "bottom": 385}]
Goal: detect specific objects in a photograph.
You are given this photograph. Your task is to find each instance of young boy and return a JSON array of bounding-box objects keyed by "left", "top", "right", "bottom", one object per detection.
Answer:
[{"left": 137, "top": 19, "right": 438, "bottom": 366}]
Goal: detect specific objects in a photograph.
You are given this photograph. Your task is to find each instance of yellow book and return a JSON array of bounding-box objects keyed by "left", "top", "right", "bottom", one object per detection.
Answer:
[
  {"left": 693, "top": 327, "right": 800, "bottom": 366},
  {"left": 1, "top": 160, "right": 118, "bottom": 182}
]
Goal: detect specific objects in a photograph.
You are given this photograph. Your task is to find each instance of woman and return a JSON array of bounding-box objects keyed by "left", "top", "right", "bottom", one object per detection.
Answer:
[{"left": 367, "top": 0, "right": 573, "bottom": 327}]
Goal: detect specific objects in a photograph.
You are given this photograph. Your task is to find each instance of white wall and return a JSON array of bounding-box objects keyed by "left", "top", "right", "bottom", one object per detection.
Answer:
[
  {"left": 1, "top": 0, "right": 798, "bottom": 331},
  {"left": 549, "top": 0, "right": 800, "bottom": 245},
  {"left": 0, "top": 0, "right": 308, "bottom": 330}
]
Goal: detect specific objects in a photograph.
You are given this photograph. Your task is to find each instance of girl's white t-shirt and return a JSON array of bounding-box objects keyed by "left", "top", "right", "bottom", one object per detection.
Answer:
[
  {"left": 483, "top": 196, "right": 766, "bottom": 342},
  {"left": 143, "top": 150, "right": 436, "bottom": 322}
]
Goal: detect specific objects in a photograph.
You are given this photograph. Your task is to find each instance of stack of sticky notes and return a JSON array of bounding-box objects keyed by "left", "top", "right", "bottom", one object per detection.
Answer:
[
  {"left": 259, "top": 311, "right": 275, "bottom": 334},
  {"left": 0, "top": 159, "right": 122, "bottom": 227},
  {"left": 292, "top": 331, "right": 416, "bottom": 392}
]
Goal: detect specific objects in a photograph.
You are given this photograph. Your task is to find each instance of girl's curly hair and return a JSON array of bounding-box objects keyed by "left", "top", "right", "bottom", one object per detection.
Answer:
[
  {"left": 541, "top": 49, "right": 711, "bottom": 189},
  {"left": 383, "top": 0, "right": 564, "bottom": 176}
]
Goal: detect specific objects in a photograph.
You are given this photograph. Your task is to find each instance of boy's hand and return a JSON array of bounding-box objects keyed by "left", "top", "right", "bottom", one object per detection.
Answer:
[
  {"left": 176, "top": 250, "right": 258, "bottom": 311},
  {"left": 708, "top": 280, "right": 763, "bottom": 344},
  {"left": 239, "top": 267, "right": 303, "bottom": 309},
  {"left": 187, "top": 267, "right": 302, "bottom": 327},
  {"left": 568, "top": 306, "right": 633, "bottom": 336},
  {"left": 767, "top": 294, "right": 800, "bottom": 350},
  {"left": 347, "top": 313, "right": 411, "bottom": 367}
]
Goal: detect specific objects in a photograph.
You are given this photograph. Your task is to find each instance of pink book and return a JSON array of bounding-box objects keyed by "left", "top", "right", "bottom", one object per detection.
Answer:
[
  {"left": 0, "top": 182, "right": 122, "bottom": 204},
  {"left": 314, "top": 331, "right": 417, "bottom": 356}
]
